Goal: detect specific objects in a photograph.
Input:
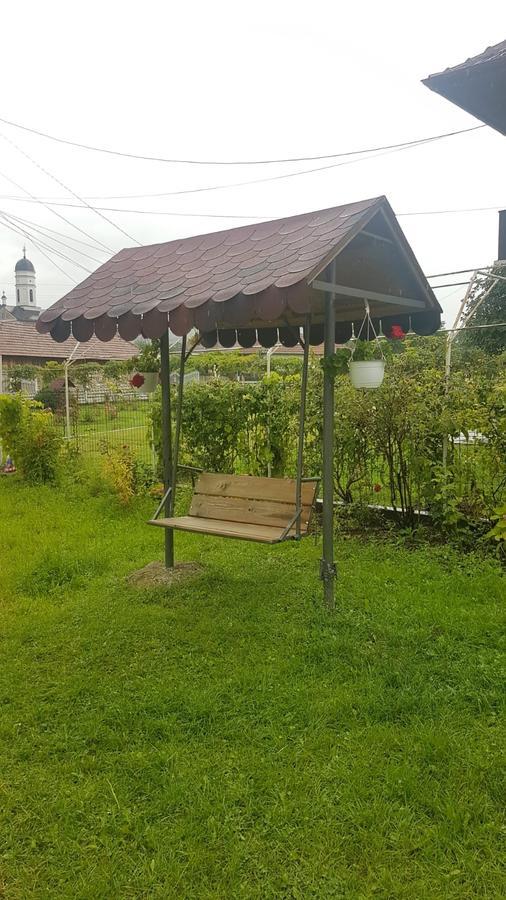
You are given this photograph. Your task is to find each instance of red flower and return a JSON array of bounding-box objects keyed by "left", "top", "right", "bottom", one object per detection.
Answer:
[
  {"left": 390, "top": 324, "right": 405, "bottom": 340},
  {"left": 373, "top": 483, "right": 382, "bottom": 493},
  {"left": 130, "top": 372, "right": 145, "bottom": 388}
]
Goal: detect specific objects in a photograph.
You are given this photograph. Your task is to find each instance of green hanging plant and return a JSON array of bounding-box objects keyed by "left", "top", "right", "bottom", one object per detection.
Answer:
[{"left": 319, "top": 348, "right": 350, "bottom": 377}]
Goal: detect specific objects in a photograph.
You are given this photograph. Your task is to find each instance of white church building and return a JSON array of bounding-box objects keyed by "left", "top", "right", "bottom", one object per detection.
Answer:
[{"left": 0, "top": 247, "right": 40, "bottom": 322}]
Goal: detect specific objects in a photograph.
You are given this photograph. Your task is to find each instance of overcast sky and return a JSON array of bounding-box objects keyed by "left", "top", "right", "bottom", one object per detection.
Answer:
[{"left": 0, "top": 0, "right": 504, "bottom": 324}]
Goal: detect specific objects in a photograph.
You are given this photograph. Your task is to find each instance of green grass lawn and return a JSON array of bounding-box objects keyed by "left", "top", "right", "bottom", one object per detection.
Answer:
[{"left": 0, "top": 477, "right": 504, "bottom": 898}]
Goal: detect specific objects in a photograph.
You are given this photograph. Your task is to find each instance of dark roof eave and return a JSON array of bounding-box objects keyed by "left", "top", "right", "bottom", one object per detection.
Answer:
[{"left": 423, "top": 39, "right": 506, "bottom": 135}]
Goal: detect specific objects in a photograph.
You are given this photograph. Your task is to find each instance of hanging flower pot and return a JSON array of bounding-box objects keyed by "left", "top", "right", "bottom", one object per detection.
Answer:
[
  {"left": 129, "top": 371, "right": 159, "bottom": 393},
  {"left": 349, "top": 359, "right": 385, "bottom": 390}
]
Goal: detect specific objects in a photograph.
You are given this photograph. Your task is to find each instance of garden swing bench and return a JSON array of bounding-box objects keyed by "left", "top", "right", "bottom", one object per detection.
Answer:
[
  {"left": 37, "top": 196, "right": 442, "bottom": 605},
  {"left": 148, "top": 316, "right": 319, "bottom": 544}
]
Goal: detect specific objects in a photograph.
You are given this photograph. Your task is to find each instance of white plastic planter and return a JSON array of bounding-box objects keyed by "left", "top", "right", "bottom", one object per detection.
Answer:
[
  {"left": 349, "top": 359, "right": 385, "bottom": 390},
  {"left": 139, "top": 372, "right": 159, "bottom": 393}
]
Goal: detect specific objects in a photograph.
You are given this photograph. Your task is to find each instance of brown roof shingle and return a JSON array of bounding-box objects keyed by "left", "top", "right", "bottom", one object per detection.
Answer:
[{"left": 37, "top": 196, "right": 440, "bottom": 343}]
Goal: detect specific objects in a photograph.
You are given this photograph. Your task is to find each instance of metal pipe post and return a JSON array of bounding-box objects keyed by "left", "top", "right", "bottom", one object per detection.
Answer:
[
  {"left": 64, "top": 362, "right": 71, "bottom": 441},
  {"left": 171, "top": 334, "right": 187, "bottom": 515},
  {"left": 295, "top": 315, "right": 311, "bottom": 537},
  {"left": 321, "top": 290, "right": 336, "bottom": 608},
  {"left": 160, "top": 331, "right": 174, "bottom": 568}
]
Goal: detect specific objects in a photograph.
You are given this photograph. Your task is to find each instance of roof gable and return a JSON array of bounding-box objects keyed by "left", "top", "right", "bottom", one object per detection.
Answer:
[
  {"left": 424, "top": 39, "right": 506, "bottom": 135},
  {"left": 37, "top": 196, "right": 440, "bottom": 343}
]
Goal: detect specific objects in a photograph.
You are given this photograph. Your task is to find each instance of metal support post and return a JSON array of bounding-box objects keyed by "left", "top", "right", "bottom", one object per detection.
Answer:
[
  {"left": 171, "top": 334, "right": 187, "bottom": 515},
  {"left": 321, "top": 282, "right": 336, "bottom": 608},
  {"left": 64, "top": 362, "right": 71, "bottom": 441},
  {"left": 296, "top": 314, "right": 311, "bottom": 537},
  {"left": 160, "top": 330, "right": 174, "bottom": 568}
]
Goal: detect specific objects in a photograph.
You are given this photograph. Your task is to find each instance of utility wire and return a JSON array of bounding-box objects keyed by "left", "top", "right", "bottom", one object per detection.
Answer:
[
  {"left": 0, "top": 167, "right": 113, "bottom": 253},
  {"left": 0, "top": 131, "right": 141, "bottom": 247},
  {"left": 0, "top": 132, "right": 477, "bottom": 203},
  {"left": 3, "top": 211, "right": 105, "bottom": 264},
  {"left": 0, "top": 210, "right": 93, "bottom": 274},
  {"left": 2, "top": 210, "right": 112, "bottom": 253},
  {"left": 399, "top": 205, "right": 505, "bottom": 217},
  {"left": 0, "top": 215, "right": 77, "bottom": 280},
  {"left": 0, "top": 193, "right": 504, "bottom": 225},
  {"left": 0, "top": 115, "right": 484, "bottom": 165}
]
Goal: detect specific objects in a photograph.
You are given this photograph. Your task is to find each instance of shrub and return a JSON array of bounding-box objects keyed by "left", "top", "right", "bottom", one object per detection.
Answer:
[
  {"left": 5, "top": 364, "right": 39, "bottom": 392},
  {"left": 149, "top": 375, "right": 301, "bottom": 478},
  {"left": 101, "top": 443, "right": 153, "bottom": 504},
  {"left": 34, "top": 386, "right": 60, "bottom": 413},
  {"left": 0, "top": 393, "right": 62, "bottom": 483}
]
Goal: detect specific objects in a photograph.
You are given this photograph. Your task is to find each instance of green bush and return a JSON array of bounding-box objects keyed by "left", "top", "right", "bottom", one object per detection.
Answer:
[
  {"left": 34, "top": 386, "right": 60, "bottom": 413},
  {"left": 149, "top": 374, "right": 301, "bottom": 478},
  {"left": 100, "top": 443, "right": 153, "bottom": 504},
  {"left": 0, "top": 394, "right": 62, "bottom": 483},
  {"left": 5, "top": 364, "right": 39, "bottom": 392},
  {"left": 148, "top": 340, "right": 505, "bottom": 534}
]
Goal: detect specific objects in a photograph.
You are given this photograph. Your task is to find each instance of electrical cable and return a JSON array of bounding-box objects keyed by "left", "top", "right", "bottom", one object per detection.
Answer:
[
  {"left": 2, "top": 210, "right": 112, "bottom": 253},
  {"left": 0, "top": 168, "right": 113, "bottom": 253},
  {"left": 0, "top": 130, "right": 482, "bottom": 203},
  {"left": 0, "top": 216, "right": 77, "bottom": 281},
  {"left": 2, "top": 211, "right": 105, "bottom": 264},
  {"left": 0, "top": 211, "right": 93, "bottom": 274},
  {"left": 0, "top": 131, "right": 141, "bottom": 247},
  {"left": 399, "top": 205, "right": 505, "bottom": 217},
  {"left": 0, "top": 193, "right": 504, "bottom": 227},
  {"left": 0, "top": 115, "right": 484, "bottom": 165}
]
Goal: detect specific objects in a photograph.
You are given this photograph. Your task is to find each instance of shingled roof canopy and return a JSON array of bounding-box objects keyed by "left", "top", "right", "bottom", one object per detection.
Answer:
[
  {"left": 423, "top": 40, "right": 506, "bottom": 135},
  {"left": 37, "top": 196, "right": 441, "bottom": 348}
]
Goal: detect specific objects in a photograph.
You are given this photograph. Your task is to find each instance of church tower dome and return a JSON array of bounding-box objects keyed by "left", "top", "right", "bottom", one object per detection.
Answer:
[{"left": 14, "top": 247, "right": 38, "bottom": 308}]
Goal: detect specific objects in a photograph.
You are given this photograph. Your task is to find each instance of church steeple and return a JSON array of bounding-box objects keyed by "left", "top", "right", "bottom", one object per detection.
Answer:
[{"left": 15, "top": 247, "right": 37, "bottom": 308}]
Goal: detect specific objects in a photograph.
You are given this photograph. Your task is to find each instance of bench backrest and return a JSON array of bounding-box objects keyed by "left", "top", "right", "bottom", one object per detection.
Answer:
[{"left": 189, "top": 473, "right": 318, "bottom": 535}]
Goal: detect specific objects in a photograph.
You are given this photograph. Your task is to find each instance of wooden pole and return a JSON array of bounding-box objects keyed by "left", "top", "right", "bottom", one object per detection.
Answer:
[
  {"left": 160, "top": 330, "right": 174, "bottom": 568},
  {"left": 321, "top": 278, "right": 336, "bottom": 608}
]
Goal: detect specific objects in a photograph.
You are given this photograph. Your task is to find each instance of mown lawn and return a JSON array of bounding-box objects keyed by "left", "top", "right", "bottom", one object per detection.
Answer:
[{"left": 0, "top": 477, "right": 504, "bottom": 898}]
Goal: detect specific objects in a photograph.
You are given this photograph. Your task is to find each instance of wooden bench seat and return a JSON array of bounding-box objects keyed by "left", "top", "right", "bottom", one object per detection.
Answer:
[{"left": 149, "top": 473, "right": 318, "bottom": 544}]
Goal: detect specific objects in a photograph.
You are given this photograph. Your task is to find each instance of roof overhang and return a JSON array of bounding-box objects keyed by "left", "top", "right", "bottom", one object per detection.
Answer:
[
  {"left": 423, "top": 40, "right": 506, "bottom": 135},
  {"left": 37, "top": 196, "right": 441, "bottom": 348}
]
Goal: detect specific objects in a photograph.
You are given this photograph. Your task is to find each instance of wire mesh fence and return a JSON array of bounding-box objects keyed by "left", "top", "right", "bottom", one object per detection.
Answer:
[
  {"left": 56, "top": 384, "right": 505, "bottom": 521},
  {"left": 58, "top": 389, "right": 156, "bottom": 468}
]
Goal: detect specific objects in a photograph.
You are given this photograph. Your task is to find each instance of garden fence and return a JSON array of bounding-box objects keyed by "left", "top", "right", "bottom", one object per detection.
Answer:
[{"left": 59, "top": 382, "right": 504, "bottom": 519}]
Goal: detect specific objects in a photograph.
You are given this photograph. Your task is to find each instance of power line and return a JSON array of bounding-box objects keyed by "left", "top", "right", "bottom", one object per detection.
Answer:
[
  {"left": 0, "top": 168, "right": 113, "bottom": 253},
  {"left": 0, "top": 129, "right": 487, "bottom": 203},
  {"left": 3, "top": 211, "right": 105, "bottom": 264},
  {"left": 0, "top": 145, "right": 418, "bottom": 201},
  {"left": 0, "top": 130, "right": 141, "bottom": 247},
  {"left": 0, "top": 194, "right": 503, "bottom": 225},
  {"left": 0, "top": 191, "right": 504, "bottom": 224},
  {"left": 0, "top": 216, "right": 77, "bottom": 281},
  {"left": 3, "top": 210, "right": 113, "bottom": 253},
  {"left": 399, "top": 205, "right": 505, "bottom": 217},
  {"left": 0, "top": 210, "right": 93, "bottom": 274},
  {"left": 0, "top": 115, "right": 484, "bottom": 165}
]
